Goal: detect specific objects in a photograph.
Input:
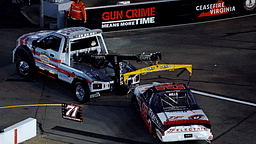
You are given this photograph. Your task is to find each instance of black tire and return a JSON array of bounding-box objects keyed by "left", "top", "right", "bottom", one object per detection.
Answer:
[
  {"left": 16, "top": 58, "right": 34, "bottom": 77},
  {"left": 74, "top": 81, "right": 90, "bottom": 102}
]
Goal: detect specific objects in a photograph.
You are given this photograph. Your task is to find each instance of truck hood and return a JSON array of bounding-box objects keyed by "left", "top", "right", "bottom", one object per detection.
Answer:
[{"left": 17, "top": 30, "right": 53, "bottom": 47}]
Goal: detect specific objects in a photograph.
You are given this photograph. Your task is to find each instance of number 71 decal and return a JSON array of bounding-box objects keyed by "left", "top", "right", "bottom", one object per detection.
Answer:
[{"left": 62, "top": 102, "right": 83, "bottom": 122}]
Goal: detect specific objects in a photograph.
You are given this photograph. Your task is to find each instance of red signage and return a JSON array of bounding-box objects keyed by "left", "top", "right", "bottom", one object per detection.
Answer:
[
  {"left": 102, "top": 7, "right": 155, "bottom": 21},
  {"left": 101, "top": 7, "right": 156, "bottom": 29},
  {"left": 82, "top": 0, "right": 255, "bottom": 32},
  {"left": 167, "top": 127, "right": 207, "bottom": 133},
  {"left": 197, "top": 0, "right": 236, "bottom": 17}
]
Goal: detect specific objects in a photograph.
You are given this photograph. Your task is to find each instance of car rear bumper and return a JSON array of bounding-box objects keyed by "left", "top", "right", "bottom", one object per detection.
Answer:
[{"left": 156, "top": 126, "right": 213, "bottom": 142}]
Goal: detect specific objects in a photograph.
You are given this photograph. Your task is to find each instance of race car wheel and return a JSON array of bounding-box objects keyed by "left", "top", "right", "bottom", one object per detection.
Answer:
[
  {"left": 16, "top": 58, "right": 34, "bottom": 77},
  {"left": 74, "top": 81, "right": 90, "bottom": 103}
]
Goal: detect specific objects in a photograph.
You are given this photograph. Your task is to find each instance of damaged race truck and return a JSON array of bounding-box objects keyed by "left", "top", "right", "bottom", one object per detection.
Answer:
[
  {"left": 124, "top": 64, "right": 213, "bottom": 143},
  {"left": 12, "top": 27, "right": 161, "bottom": 102}
]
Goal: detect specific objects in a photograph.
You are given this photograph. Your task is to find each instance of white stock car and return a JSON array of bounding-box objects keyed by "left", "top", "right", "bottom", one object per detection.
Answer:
[{"left": 132, "top": 82, "right": 213, "bottom": 143}]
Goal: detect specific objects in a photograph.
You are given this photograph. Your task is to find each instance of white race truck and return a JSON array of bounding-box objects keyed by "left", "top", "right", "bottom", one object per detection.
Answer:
[{"left": 13, "top": 27, "right": 161, "bottom": 102}]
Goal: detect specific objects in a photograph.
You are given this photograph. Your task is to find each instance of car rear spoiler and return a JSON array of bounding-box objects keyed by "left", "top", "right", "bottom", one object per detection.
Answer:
[
  {"left": 123, "top": 64, "right": 192, "bottom": 86},
  {"left": 163, "top": 119, "right": 211, "bottom": 129}
]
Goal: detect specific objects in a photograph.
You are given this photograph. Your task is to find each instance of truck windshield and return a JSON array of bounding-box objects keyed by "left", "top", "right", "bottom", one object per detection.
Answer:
[{"left": 71, "top": 36, "right": 99, "bottom": 52}]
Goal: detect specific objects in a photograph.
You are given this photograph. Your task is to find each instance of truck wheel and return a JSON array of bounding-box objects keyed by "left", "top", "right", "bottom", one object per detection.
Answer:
[
  {"left": 74, "top": 81, "right": 90, "bottom": 102},
  {"left": 16, "top": 58, "right": 34, "bottom": 77}
]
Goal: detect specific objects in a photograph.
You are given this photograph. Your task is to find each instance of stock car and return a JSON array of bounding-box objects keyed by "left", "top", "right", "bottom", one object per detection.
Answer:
[
  {"left": 132, "top": 82, "right": 213, "bottom": 143},
  {"left": 126, "top": 64, "right": 213, "bottom": 143}
]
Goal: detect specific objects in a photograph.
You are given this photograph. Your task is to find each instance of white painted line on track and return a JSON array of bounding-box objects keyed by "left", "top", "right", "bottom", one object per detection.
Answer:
[{"left": 192, "top": 90, "right": 256, "bottom": 107}]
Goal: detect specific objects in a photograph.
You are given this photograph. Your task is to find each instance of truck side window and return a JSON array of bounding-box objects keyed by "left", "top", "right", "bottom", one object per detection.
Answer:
[{"left": 39, "top": 36, "right": 61, "bottom": 51}]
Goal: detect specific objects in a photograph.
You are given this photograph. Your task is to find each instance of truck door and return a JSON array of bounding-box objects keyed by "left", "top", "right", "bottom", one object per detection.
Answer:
[
  {"left": 34, "top": 34, "right": 64, "bottom": 74},
  {"left": 59, "top": 38, "right": 71, "bottom": 66}
]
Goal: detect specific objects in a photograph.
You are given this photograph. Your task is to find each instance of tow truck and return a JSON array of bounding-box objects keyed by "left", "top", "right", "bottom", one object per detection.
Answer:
[{"left": 12, "top": 27, "right": 161, "bottom": 102}]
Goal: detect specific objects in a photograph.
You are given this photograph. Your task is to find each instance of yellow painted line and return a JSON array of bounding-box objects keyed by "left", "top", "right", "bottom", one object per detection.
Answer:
[{"left": 0, "top": 104, "right": 62, "bottom": 109}]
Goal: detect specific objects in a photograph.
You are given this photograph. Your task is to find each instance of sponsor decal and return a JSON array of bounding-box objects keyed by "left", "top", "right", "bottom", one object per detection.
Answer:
[
  {"left": 168, "top": 92, "right": 178, "bottom": 96},
  {"left": 167, "top": 127, "right": 207, "bottom": 133},
  {"left": 243, "top": 0, "right": 256, "bottom": 11},
  {"left": 101, "top": 7, "right": 156, "bottom": 28},
  {"left": 155, "top": 84, "right": 185, "bottom": 90},
  {"left": 197, "top": 0, "right": 236, "bottom": 17},
  {"left": 161, "top": 65, "right": 170, "bottom": 69},
  {"left": 40, "top": 54, "right": 50, "bottom": 64},
  {"left": 149, "top": 108, "right": 161, "bottom": 128},
  {"left": 119, "top": 62, "right": 123, "bottom": 85},
  {"left": 169, "top": 116, "right": 184, "bottom": 120},
  {"left": 188, "top": 115, "right": 204, "bottom": 120},
  {"left": 145, "top": 67, "right": 155, "bottom": 71}
]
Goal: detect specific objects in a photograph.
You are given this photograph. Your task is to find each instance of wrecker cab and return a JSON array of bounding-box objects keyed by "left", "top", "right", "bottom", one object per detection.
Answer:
[{"left": 13, "top": 27, "right": 161, "bottom": 102}]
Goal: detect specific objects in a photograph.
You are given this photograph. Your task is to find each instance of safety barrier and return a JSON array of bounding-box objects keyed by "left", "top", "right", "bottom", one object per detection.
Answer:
[
  {"left": 0, "top": 118, "right": 36, "bottom": 144},
  {"left": 49, "top": 0, "right": 256, "bottom": 31},
  {"left": 82, "top": 0, "right": 256, "bottom": 32}
]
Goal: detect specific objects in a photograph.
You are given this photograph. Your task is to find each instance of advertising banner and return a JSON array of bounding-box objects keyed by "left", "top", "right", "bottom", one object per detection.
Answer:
[{"left": 75, "top": 0, "right": 256, "bottom": 32}]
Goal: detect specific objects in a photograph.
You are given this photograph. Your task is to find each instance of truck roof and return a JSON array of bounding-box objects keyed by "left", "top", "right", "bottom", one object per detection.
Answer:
[{"left": 55, "top": 27, "right": 102, "bottom": 39}]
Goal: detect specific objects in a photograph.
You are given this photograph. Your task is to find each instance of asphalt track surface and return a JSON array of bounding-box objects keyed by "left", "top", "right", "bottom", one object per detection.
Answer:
[{"left": 1, "top": 14, "right": 256, "bottom": 144}]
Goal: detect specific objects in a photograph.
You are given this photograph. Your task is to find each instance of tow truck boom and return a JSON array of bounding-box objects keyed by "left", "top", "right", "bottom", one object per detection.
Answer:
[
  {"left": 123, "top": 64, "right": 192, "bottom": 86},
  {"left": 73, "top": 52, "right": 162, "bottom": 87}
]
